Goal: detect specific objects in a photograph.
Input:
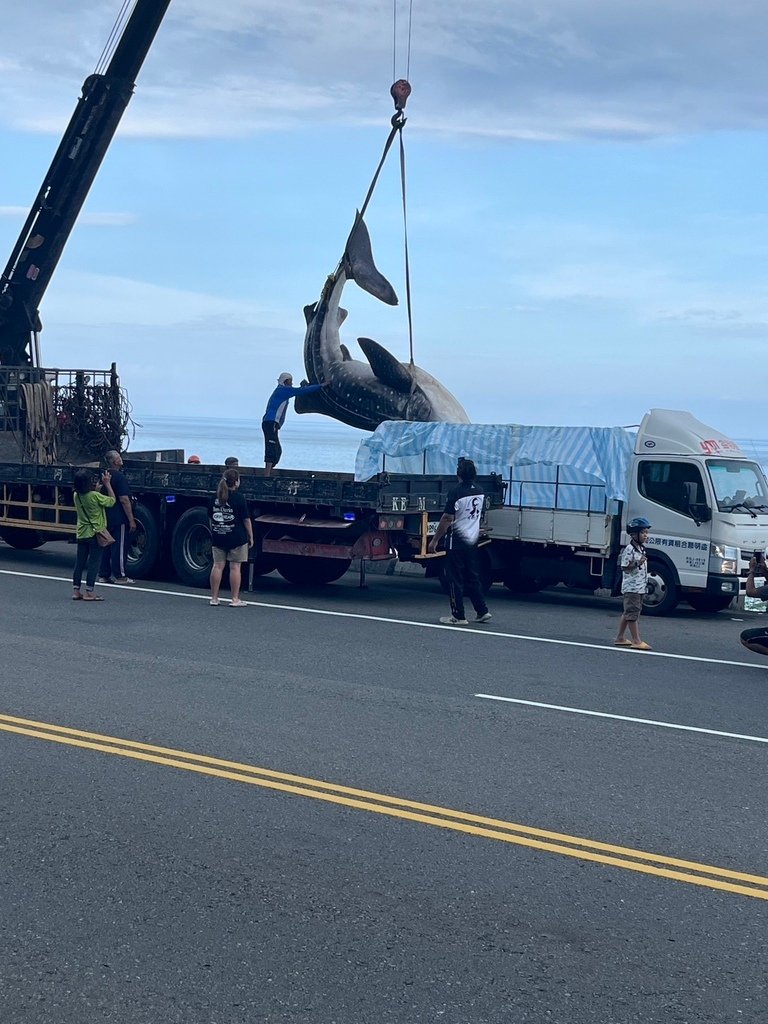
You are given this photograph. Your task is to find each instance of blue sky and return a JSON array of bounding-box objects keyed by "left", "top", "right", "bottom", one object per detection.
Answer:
[{"left": 1, "top": 0, "right": 767, "bottom": 437}]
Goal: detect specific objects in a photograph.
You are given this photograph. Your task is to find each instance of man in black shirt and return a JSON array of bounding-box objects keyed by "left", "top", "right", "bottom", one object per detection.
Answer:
[
  {"left": 99, "top": 450, "right": 138, "bottom": 584},
  {"left": 428, "top": 458, "right": 492, "bottom": 626}
]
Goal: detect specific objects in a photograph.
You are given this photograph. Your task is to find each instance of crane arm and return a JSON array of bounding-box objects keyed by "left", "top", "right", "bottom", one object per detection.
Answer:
[{"left": 0, "top": 0, "right": 173, "bottom": 366}]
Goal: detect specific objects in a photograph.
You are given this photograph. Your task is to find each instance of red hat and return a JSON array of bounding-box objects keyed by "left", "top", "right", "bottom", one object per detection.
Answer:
[{"left": 187, "top": 455, "right": 201, "bottom": 464}]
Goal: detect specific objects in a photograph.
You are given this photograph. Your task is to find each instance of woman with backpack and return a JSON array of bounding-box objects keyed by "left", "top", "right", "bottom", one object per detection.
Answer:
[{"left": 208, "top": 468, "right": 253, "bottom": 607}]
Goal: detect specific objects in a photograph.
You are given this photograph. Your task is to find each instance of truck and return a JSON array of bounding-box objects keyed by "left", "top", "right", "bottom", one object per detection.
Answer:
[
  {"left": 0, "top": 445, "right": 503, "bottom": 589},
  {"left": 356, "top": 409, "right": 768, "bottom": 614}
]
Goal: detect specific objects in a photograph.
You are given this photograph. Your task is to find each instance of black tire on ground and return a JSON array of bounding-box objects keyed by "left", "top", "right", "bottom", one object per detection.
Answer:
[
  {"left": 502, "top": 571, "right": 543, "bottom": 594},
  {"left": 0, "top": 526, "right": 46, "bottom": 550},
  {"left": 643, "top": 559, "right": 679, "bottom": 616},
  {"left": 126, "top": 502, "right": 162, "bottom": 578},
  {"left": 275, "top": 555, "right": 351, "bottom": 585},
  {"left": 251, "top": 555, "right": 277, "bottom": 577},
  {"left": 686, "top": 593, "right": 735, "bottom": 613},
  {"left": 171, "top": 507, "right": 213, "bottom": 588}
]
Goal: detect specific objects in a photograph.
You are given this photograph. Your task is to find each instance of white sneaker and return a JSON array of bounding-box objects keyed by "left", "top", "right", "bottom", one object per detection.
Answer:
[
  {"left": 475, "top": 612, "right": 492, "bottom": 623},
  {"left": 440, "top": 616, "right": 469, "bottom": 625}
]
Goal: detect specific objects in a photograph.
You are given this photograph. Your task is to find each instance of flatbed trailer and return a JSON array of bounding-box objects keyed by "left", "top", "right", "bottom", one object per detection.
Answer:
[{"left": 0, "top": 453, "right": 504, "bottom": 590}]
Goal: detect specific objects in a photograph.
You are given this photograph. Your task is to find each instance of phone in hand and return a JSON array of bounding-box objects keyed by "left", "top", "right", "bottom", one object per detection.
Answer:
[{"left": 755, "top": 549, "right": 765, "bottom": 564}]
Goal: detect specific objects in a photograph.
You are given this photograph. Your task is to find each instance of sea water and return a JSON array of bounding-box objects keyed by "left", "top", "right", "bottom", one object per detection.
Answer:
[{"left": 130, "top": 414, "right": 369, "bottom": 473}]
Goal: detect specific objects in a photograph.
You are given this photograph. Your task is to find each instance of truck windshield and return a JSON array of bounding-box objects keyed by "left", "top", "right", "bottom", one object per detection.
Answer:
[{"left": 707, "top": 460, "right": 768, "bottom": 513}]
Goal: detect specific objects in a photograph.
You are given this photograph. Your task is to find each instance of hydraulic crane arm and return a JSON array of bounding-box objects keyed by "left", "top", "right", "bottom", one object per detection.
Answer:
[{"left": 0, "top": 0, "right": 173, "bottom": 366}]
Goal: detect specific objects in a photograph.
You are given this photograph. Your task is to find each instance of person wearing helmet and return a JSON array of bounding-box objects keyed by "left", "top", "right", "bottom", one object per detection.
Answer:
[{"left": 614, "top": 517, "right": 652, "bottom": 650}]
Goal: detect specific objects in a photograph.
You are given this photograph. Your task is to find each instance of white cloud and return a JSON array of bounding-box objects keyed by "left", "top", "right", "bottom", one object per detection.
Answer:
[{"left": 2, "top": 1, "right": 768, "bottom": 141}]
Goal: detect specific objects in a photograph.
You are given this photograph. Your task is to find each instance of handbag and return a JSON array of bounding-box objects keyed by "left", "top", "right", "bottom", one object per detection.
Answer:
[{"left": 75, "top": 493, "right": 115, "bottom": 547}]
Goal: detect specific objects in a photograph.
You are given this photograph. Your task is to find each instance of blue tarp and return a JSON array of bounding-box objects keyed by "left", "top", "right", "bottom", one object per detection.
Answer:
[{"left": 355, "top": 422, "right": 636, "bottom": 508}]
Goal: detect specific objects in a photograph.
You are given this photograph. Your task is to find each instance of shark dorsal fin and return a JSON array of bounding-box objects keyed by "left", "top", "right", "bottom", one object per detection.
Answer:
[{"left": 357, "top": 337, "right": 412, "bottom": 392}]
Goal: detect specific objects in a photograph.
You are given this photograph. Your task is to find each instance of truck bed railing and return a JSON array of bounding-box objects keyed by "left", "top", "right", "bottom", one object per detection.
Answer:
[{"left": 505, "top": 466, "right": 608, "bottom": 514}]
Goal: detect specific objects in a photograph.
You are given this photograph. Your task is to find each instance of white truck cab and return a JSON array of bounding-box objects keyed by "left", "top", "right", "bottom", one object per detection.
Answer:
[{"left": 627, "top": 409, "right": 768, "bottom": 613}]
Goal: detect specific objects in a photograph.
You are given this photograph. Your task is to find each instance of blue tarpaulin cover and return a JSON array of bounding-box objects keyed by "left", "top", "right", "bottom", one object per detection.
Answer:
[{"left": 355, "top": 422, "right": 636, "bottom": 507}]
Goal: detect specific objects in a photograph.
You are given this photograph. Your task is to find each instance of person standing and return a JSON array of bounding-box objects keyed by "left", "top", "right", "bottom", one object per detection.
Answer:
[
  {"left": 72, "top": 468, "right": 116, "bottom": 602},
  {"left": 262, "top": 372, "right": 325, "bottom": 475},
  {"left": 614, "top": 516, "right": 652, "bottom": 650},
  {"left": 740, "top": 551, "right": 768, "bottom": 655},
  {"left": 99, "top": 450, "right": 138, "bottom": 584},
  {"left": 224, "top": 456, "right": 240, "bottom": 469},
  {"left": 428, "top": 458, "right": 492, "bottom": 626},
  {"left": 209, "top": 468, "right": 254, "bottom": 607}
]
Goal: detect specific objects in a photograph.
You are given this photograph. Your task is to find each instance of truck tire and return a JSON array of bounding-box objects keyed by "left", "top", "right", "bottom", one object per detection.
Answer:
[
  {"left": 0, "top": 527, "right": 46, "bottom": 550},
  {"left": 643, "top": 559, "right": 679, "bottom": 616},
  {"left": 502, "top": 569, "right": 543, "bottom": 594},
  {"left": 171, "top": 507, "right": 213, "bottom": 588},
  {"left": 126, "top": 502, "right": 161, "bottom": 578},
  {"left": 275, "top": 555, "right": 351, "bottom": 585},
  {"left": 686, "top": 594, "right": 734, "bottom": 613}
]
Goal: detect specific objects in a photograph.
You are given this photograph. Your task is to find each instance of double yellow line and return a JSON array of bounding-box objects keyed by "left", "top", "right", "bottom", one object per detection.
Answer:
[{"left": 2, "top": 710, "right": 767, "bottom": 901}]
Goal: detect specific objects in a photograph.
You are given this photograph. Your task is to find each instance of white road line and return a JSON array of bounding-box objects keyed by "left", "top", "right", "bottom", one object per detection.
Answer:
[
  {"left": 2, "top": 567, "right": 766, "bottom": 671},
  {"left": 475, "top": 694, "right": 768, "bottom": 744}
]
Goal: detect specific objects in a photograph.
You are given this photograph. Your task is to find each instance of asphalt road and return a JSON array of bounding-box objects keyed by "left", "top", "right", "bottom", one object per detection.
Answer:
[{"left": 2, "top": 540, "right": 767, "bottom": 1023}]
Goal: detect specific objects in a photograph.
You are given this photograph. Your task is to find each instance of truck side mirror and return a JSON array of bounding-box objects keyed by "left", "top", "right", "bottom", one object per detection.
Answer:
[{"left": 683, "top": 481, "right": 711, "bottom": 524}]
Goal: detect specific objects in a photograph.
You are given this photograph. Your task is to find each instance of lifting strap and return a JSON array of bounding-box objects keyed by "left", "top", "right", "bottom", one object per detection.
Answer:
[{"left": 347, "top": 79, "right": 416, "bottom": 367}]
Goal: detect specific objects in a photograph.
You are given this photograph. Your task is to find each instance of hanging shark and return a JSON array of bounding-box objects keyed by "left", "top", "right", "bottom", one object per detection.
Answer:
[{"left": 294, "top": 215, "right": 469, "bottom": 431}]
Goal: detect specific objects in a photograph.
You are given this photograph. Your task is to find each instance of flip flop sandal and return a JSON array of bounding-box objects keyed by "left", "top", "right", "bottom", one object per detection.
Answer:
[
  {"left": 613, "top": 639, "right": 632, "bottom": 646},
  {"left": 209, "top": 599, "right": 220, "bottom": 606},
  {"left": 72, "top": 592, "right": 84, "bottom": 600},
  {"left": 83, "top": 594, "right": 105, "bottom": 602},
  {"left": 230, "top": 600, "right": 248, "bottom": 607}
]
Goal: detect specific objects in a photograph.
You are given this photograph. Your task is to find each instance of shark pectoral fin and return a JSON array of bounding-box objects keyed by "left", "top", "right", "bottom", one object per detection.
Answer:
[
  {"left": 338, "top": 307, "right": 348, "bottom": 326},
  {"left": 357, "top": 337, "right": 412, "bottom": 392},
  {"left": 345, "top": 215, "right": 399, "bottom": 306},
  {"left": 340, "top": 343, "right": 353, "bottom": 361}
]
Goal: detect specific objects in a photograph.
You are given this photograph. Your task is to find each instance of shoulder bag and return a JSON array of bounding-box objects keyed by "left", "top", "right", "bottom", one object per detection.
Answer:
[{"left": 74, "top": 493, "right": 115, "bottom": 547}]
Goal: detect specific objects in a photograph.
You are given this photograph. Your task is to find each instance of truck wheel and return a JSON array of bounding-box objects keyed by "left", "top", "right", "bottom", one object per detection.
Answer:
[
  {"left": 502, "top": 571, "right": 543, "bottom": 594},
  {"left": 275, "top": 556, "right": 351, "bottom": 585},
  {"left": 686, "top": 594, "right": 734, "bottom": 613},
  {"left": 0, "top": 527, "right": 46, "bottom": 550},
  {"left": 643, "top": 560, "right": 679, "bottom": 616},
  {"left": 126, "top": 502, "right": 161, "bottom": 578},
  {"left": 171, "top": 507, "right": 213, "bottom": 588}
]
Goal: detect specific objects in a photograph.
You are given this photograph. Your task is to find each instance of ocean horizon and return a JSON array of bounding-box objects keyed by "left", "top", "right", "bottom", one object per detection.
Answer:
[{"left": 130, "top": 413, "right": 369, "bottom": 473}]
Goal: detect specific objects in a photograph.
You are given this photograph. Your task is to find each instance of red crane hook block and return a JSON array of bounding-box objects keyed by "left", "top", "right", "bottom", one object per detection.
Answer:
[{"left": 390, "top": 79, "right": 412, "bottom": 111}]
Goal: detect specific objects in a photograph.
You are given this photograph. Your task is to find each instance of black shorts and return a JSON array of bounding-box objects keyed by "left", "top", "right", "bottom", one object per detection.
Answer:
[{"left": 262, "top": 420, "right": 282, "bottom": 467}]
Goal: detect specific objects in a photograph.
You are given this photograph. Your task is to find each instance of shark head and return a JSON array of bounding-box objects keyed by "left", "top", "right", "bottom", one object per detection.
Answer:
[{"left": 296, "top": 215, "right": 469, "bottom": 431}]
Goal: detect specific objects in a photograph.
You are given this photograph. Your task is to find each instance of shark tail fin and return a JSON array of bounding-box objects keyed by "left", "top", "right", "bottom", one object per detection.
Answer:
[{"left": 345, "top": 214, "right": 398, "bottom": 306}]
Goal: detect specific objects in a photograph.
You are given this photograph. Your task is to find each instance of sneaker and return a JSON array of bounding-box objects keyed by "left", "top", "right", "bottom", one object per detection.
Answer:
[
  {"left": 475, "top": 612, "right": 492, "bottom": 623},
  {"left": 112, "top": 577, "right": 135, "bottom": 584},
  {"left": 439, "top": 616, "right": 469, "bottom": 625},
  {"left": 97, "top": 576, "right": 113, "bottom": 584}
]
